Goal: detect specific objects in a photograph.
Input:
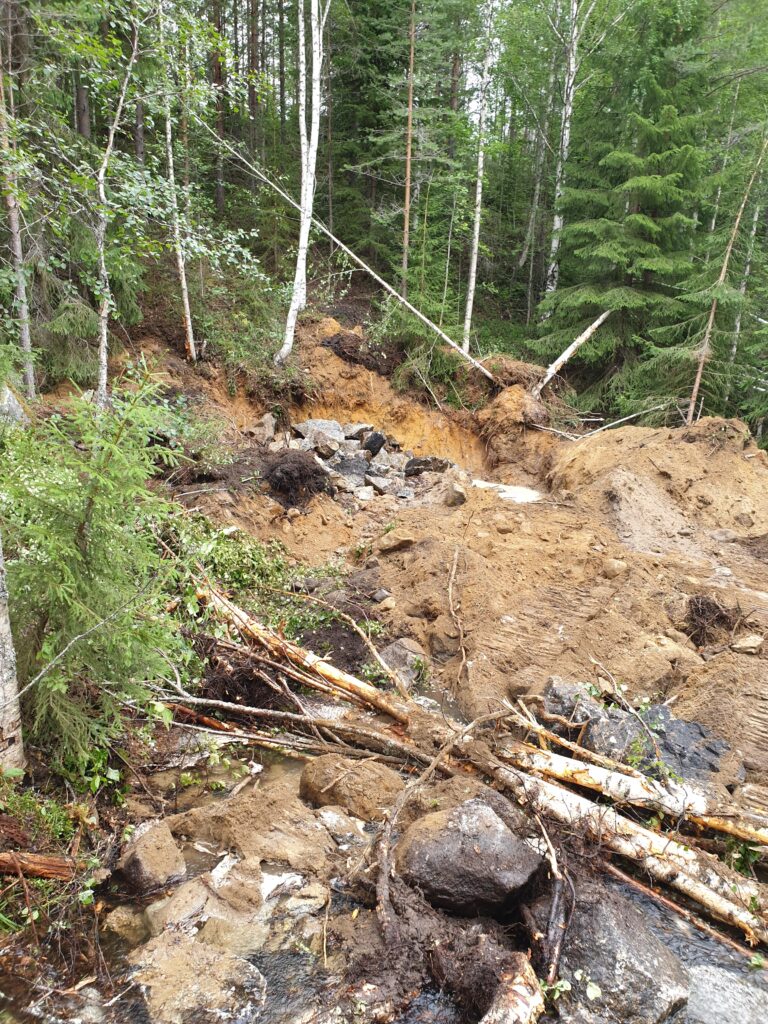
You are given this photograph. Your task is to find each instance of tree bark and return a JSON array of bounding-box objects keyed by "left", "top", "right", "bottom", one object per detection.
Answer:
[
  {"left": 74, "top": 67, "right": 91, "bottom": 140},
  {"left": 0, "top": 531, "right": 24, "bottom": 772},
  {"left": 159, "top": 2, "right": 196, "bottom": 363},
  {"left": 248, "top": 0, "right": 259, "bottom": 154},
  {"left": 0, "top": 40, "right": 35, "bottom": 399},
  {"left": 94, "top": 26, "right": 140, "bottom": 408},
  {"left": 688, "top": 136, "right": 768, "bottom": 425},
  {"left": 531, "top": 310, "right": 611, "bottom": 397},
  {"left": 0, "top": 851, "right": 78, "bottom": 880},
  {"left": 727, "top": 197, "right": 760, "bottom": 393},
  {"left": 400, "top": 0, "right": 416, "bottom": 299},
  {"left": 134, "top": 99, "right": 145, "bottom": 164},
  {"left": 275, "top": 0, "right": 328, "bottom": 365},
  {"left": 545, "top": 0, "right": 576, "bottom": 295},
  {"left": 461, "top": 35, "right": 492, "bottom": 354},
  {"left": 278, "top": 0, "right": 286, "bottom": 146},
  {"left": 211, "top": 0, "right": 226, "bottom": 217}
]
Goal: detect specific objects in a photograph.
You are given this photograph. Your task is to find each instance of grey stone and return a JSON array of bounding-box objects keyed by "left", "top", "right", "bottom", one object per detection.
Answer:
[
  {"left": 292, "top": 418, "right": 345, "bottom": 442},
  {"left": 0, "top": 386, "right": 29, "bottom": 427},
  {"left": 342, "top": 422, "right": 373, "bottom": 440},
  {"left": 731, "top": 634, "right": 763, "bottom": 654},
  {"left": 379, "top": 638, "right": 428, "bottom": 686},
  {"left": 544, "top": 677, "right": 731, "bottom": 784},
  {"left": 535, "top": 880, "right": 688, "bottom": 1024},
  {"left": 405, "top": 456, "right": 453, "bottom": 477},
  {"left": 684, "top": 965, "right": 768, "bottom": 1024},
  {"left": 395, "top": 799, "right": 543, "bottom": 915},
  {"left": 327, "top": 471, "right": 357, "bottom": 493},
  {"left": 362, "top": 431, "right": 387, "bottom": 456},
  {"left": 369, "top": 448, "right": 392, "bottom": 472},
  {"left": 377, "top": 528, "right": 416, "bottom": 553},
  {"left": 308, "top": 430, "right": 341, "bottom": 459},
  {"left": 396, "top": 486, "right": 415, "bottom": 500},
  {"left": 335, "top": 456, "right": 371, "bottom": 479},
  {"left": 355, "top": 486, "right": 375, "bottom": 501},
  {"left": 337, "top": 438, "right": 364, "bottom": 456},
  {"left": 365, "top": 474, "right": 394, "bottom": 495},
  {"left": 372, "top": 589, "right": 392, "bottom": 603},
  {"left": 118, "top": 820, "right": 186, "bottom": 894}
]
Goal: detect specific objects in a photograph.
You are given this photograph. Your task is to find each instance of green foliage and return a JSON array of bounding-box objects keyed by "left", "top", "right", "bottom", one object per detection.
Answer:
[
  {"left": 0, "top": 776, "right": 75, "bottom": 847},
  {"left": 0, "top": 371, "right": 191, "bottom": 770}
]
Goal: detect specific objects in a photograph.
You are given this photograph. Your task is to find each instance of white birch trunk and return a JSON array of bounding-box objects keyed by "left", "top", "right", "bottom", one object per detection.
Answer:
[
  {"left": 159, "top": 3, "right": 197, "bottom": 363},
  {"left": 401, "top": 0, "right": 416, "bottom": 300},
  {"left": 95, "top": 30, "right": 141, "bottom": 408},
  {"left": 0, "top": 44, "right": 35, "bottom": 400},
  {"left": 544, "top": 0, "right": 579, "bottom": 296},
  {"left": 730, "top": 201, "right": 760, "bottom": 364},
  {"left": 461, "top": 40, "right": 492, "bottom": 354},
  {"left": 0, "top": 531, "right": 24, "bottom": 772},
  {"left": 275, "top": 0, "right": 328, "bottom": 366},
  {"left": 531, "top": 309, "right": 611, "bottom": 397}
]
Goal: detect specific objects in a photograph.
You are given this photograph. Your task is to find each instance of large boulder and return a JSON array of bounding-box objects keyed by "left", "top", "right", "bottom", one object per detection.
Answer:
[
  {"left": 292, "top": 418, "right": 345, "bottom": 442},
  {"left": 532, "top": 879, "right": 688, "bottom": 1024},
  {"left": 118, "top": 820, "right": 186, "bottom": 894},
  {"left": 544, "top": 678, "right": 732, "bottom": 785},
  {"left": 684, "top": 965, "right": 768, "bottom": 1024},
  {"left": 0, "top": 386, "right": 29, "bottom": 427},
  {"left": 394, "top": 798, "right": 543, "bottom": 915},
  {"left": 300, "top": 754, "right": 405, "bottom": 821}
]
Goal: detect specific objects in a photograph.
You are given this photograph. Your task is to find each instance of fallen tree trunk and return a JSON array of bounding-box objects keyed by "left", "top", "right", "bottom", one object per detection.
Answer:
[
  {"left": 196, "top": 586, "right": 410, "bottom": 723},
  {"left": 500, "top": 739, "right": 768, "bottom": 847},
  {"left": 0, "top": 851, "right": 79, "bottom": 881},
  {"left": 489, "top": 758, "right": 768, "bottom": 946}
]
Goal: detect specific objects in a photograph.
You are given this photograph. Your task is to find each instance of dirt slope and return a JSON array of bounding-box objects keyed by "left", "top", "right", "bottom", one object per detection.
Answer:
[{"left": 137, "top": 322, "right": 768, "bottom": 789}]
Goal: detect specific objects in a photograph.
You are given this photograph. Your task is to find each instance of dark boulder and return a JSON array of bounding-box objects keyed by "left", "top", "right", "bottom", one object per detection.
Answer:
[
  {"left": 394, "top": 798, "right": 543, "bottom": 915},
  {"left": 405, "top": 456, "right": 453, "bottom": 477},
  {"left": 362, "top": 431, "right": 387, "bottom": 456}
]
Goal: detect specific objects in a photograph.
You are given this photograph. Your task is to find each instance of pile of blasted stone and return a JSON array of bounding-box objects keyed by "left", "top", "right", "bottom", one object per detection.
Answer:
[{"left": 270, "top": 415, "right": 465, "bottom": 505}]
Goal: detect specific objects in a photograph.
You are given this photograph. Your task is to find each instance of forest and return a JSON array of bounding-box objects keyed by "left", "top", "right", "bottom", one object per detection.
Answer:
[{"left": 1, "top": 1, "right": 768, "bottom": 1022}]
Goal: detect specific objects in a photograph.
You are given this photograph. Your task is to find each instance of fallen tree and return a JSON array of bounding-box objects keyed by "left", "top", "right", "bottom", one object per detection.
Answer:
[{"left": 157, "top": 586, "right": 768, "bottom": 1017}]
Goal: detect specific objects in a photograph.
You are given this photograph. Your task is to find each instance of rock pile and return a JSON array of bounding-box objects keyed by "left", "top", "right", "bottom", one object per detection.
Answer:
[{"left": 268, "top": 417, "right": 465, "bottom": 505}]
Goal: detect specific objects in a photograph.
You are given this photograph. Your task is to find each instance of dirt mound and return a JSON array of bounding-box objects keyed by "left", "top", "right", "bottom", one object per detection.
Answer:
[{"left": 321, "top": 323, "right": 406, "bottom": 374}]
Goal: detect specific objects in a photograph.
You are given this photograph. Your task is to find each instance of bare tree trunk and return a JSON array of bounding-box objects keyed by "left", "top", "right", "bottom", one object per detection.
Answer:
[
  {"left": 688, "top": 136, "right": 768, "bottom": 425},
  {"left": 707, "top": 81, "right": 740, "bottom": 245},
  {"left": 545, "top": 0, "right": 577, "bottom": 295},
  {"left": 728, "top": 199, "right": 760, "bottom": 372},
  {"left": 134, "top": 99, "right": 145, "bottom": 164},
  {"left": 159, "top": 2, "right": 196, "bottom": 363},
  {"left": 94, "top": 28, "right": 140, "bottom": 408},
  {"left": 461, "top": 37, "right": 492, "bottom": 354},
  {"left": 275, "top": 0, "right": 329, "bottom": 365},
  {"left": 0, "top": 531, "right": 24, "bottom": 772},
  {"left": 401, "top": 0, "right": 416, "bottom": 300},
  {"left": 532, "top": 310, "right": 611, "bottom": 397},
  {"left": 212, "top": 0, "right": 225, "bottom": 217},
  {"left": 326, "top": 20, "right": 334, "bottom": 250},
  {"left": 278, "top": 0, "right": 286, "bottom": 147},
  {"left": 248, "top": 0, "right": 259, "bottom": 154},
  {"left": 439, "top": 193, "right": 457, "bottom": 329},
  {"left": 0, "top": 41, "right": 34, "bottom": 399},
  {"left": 74, "top": 66, "right": 91, "bottom": 140}
]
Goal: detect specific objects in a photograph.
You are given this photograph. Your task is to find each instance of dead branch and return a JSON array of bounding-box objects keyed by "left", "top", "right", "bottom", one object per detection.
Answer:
[{"left": 0, "top": 852, "right": 79, "bottom": 881}]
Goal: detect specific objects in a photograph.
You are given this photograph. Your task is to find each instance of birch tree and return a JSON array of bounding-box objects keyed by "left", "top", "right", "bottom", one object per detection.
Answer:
[
  {"left": 0, "top": 39, "right": 35, "bottom": 400},
  {"left": 461, "top": 21, "right": 493, "bottom": 354},
  {"left": 0, "top": 530, "right": 24, "bottom": 772},
  {"left": 94, "top": 26, "right": 141, "bottom": 408},
  {"left": 401, "top": 0, "right": 416, "bottom": 300},
  {"left": 158, "top": 2, "right": 197, "bottom": 363},
  {"left": 275, "top": 0, "right": 330, "bottom": 366}
]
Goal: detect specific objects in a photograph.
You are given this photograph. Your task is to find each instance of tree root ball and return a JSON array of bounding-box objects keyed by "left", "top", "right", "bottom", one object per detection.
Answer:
[{"left": 263, "top": 450, "right": 332, "bottom": 506}]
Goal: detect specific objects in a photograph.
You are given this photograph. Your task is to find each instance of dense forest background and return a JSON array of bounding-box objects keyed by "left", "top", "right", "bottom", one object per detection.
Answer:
[{"left": 2, "top": 0, "right": 768, "bottom": 426}]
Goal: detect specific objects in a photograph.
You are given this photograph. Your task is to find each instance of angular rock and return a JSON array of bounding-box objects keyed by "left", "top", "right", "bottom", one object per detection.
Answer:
[
  {"left": 544, "top": 677, "right": 730, "bottom": 784},
  {"left": 246, "top": 412, "right": 276, "bottom": 444},
  {"left": 118, "top": 820, "right": 186, "bottom": 894},
  {"left": 405, "top": 455, "right": 453, "bottom": 477},
  {"left": 327, "top": 471, "right": 357, "bottom": 493},
  {"left": 0, "top": 386, "right": 29, "bottom": 427},
  {"left": 300, "top": 754, "right": 405, "bottom": 821},
  {"left": 362, "top": 431, "right": 388, "bottom": 456},
  {"left": 395, "top": 486, "right": 415, "bottom": 500},
  {"left": 532, "top": 880, "right": 688, "bottom": 1024},
  {"left": 343, "top": 422, "right": 373, "bottom": 440},
  {"left": 306, "top": 430, "right": 341, "bottom": 459},
  {"left": 337, "top": 438, "right": 364, "bottom": 456},
  {"left": 365, "top": 474, "right": 394, "bottom": 495},
  {"left": 731, "top": 634, "right": 764, "bottom": 655},
  {"left": 292, "top": 418, "right": 345, "bottom": 442},
  {"left": 444, "top": 481, "right": 468, "bottom": 507},
  {"left": 684, "top": 965, "right": 768, "bottom": 1024},
  {"left": 379, "top": 638, "right": 428, "bottom": 687},
  {"left": 377, "top": 528, "right": 416, "bottom": 554},
  {"left": 334, "top": 456, "right": 371, "bottom": 480},
  {"left": 372, "top": 588, "right": 391, "bottom": 603},
  {"left": 355, "top": 486, "right": 375, "bottom": 501},
  {"left": 602, "top": 557, "right": 628, "bottom": 580},
  {"left": 395, "top": 799, "right": 543, "bottom": 915}
]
